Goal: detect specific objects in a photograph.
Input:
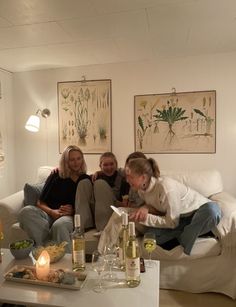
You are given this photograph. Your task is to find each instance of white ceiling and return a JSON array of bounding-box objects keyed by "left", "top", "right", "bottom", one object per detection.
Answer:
[{"left": 0, "top": 0, "right": 236, "bottom": 72}]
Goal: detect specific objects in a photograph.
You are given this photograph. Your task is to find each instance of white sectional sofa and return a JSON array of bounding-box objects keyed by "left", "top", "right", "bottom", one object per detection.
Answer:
[{"left": 1, "top": 167, "right": 236, "bottom": 298}]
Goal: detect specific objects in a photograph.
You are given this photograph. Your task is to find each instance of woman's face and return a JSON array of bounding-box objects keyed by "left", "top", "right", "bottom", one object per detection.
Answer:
[
  {"left": 125, "top": 167, "right": 145, "bottom": 190},
  {"left": 68, "top": 150, "right": 83, "bottom": 173},
  {"left": 100, "top": 156, "right": 117, "bottom": 176}
]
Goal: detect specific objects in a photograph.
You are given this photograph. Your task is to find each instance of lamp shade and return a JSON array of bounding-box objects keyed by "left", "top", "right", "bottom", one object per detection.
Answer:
[{"left": 25, "top": 115, "right": 40, "bottom": 132}]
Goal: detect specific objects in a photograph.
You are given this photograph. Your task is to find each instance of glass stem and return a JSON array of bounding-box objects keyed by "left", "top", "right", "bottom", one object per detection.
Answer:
[
  {"left": 98, "top": 272, "right": 102, "bottom": 288},
  {"left": 149, "top": 252, "right": 152, "bottom": 262}
]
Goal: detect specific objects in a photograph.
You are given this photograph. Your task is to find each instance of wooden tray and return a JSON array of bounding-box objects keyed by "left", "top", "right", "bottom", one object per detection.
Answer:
[{"left": 4, "top": 265, "right": 87, "bottom": 290}]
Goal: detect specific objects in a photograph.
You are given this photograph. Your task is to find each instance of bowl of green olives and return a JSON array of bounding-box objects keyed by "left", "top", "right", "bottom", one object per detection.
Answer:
[{"left": 9, "top": 239, "right": 34, "bottom": 259}]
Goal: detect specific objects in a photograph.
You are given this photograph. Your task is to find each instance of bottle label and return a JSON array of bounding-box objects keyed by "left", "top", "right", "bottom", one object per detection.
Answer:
[
  {"left": 73, "top": 250, "right": 85, "bottom": 263},
  {"left": 72, "top": 239, "right": 85, "bottom": 265},
  {"left": 126, "top": 258, "right": 140, "bottom": 278}
]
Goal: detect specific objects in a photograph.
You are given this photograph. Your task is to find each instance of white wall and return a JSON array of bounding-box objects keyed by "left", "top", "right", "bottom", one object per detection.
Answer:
[
  {"left": 0, "top": 70, "right": 15, "bottom": 199},
  {"left": 13, "top": 52, "right": 236, "bottom": 196}
]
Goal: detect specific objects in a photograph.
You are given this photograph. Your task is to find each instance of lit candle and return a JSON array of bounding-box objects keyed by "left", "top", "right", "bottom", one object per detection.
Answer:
[{"left": 36, "top": 250, "right": 50, "bottom": 280}]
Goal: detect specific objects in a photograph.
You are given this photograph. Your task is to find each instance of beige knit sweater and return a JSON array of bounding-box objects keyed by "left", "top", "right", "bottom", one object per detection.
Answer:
[{"left": 139, "top": 176, "right": 210, "bottom": 228}]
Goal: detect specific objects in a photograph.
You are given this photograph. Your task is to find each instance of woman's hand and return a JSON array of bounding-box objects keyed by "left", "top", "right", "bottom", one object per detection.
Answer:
[
  {"left": 50, "top": 209, "right": 62, "bottom": 220},
  {"left": 91, "top": 170, "right": 102, "bottom": 182},
  {"left": 129, "top": 206, "right": 149, "bottom": 222},
  {"left": 59, "top": 204, "right": 74, "bottom": 216},
  {"left": 51, "top": 167, "right": 59, "bottom": 174}
]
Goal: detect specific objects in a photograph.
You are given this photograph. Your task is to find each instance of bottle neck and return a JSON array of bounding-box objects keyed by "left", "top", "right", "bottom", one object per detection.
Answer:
[
  {"left": 128, "top": 222, "right": 136, "bottom": 237},
  {"left": 74, "top": 214, "right": 81, "bottom": 228},
  {"left": 121, "top": 212, "right": 128, "bottom": 227}
]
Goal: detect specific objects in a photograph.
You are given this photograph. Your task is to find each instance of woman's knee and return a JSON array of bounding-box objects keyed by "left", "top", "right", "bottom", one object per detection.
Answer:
[
  {"left": 94, "top": 179, "right": 110, "bottom": 193},
  {"left": 201, "top": 202, "right": 222, "bottom": 224},
  {"left": 94, "top": 180, "right": 114, "bottom": 204},
  {"left": 77, "top": 178, "right": 92, "bottom": 191},
  {"left": 18, "top": 205, "right": 37, "bottom": 222},
  {"left": 52, "top": 217, "right": 73, "bottom": 232}
]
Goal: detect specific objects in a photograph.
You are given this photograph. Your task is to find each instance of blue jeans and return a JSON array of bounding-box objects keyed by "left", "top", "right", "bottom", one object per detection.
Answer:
[{"left": 147, "top": 202, "right": 222, "bottom": 255}]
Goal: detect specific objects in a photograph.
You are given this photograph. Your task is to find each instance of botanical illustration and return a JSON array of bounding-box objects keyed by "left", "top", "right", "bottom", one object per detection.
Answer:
[
  {"left": 135, "top": 91, "right": 216, "bottom": 153},
  {"left": 58, "top": 79, "right": 111, "bottom": 153}
]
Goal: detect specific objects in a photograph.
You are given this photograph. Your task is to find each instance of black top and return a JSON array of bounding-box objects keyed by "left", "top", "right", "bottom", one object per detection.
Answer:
[
  {"left": 39, "top": 172, "right": 91, "bottom": 209},
  {"left": 96, "top": 171, "right": 118, "bottom": 187}
]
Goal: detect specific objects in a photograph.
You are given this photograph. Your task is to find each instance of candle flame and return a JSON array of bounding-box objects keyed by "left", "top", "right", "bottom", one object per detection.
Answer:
[{"left": 38, "top": 250, "right": 50, "bottom": 265}]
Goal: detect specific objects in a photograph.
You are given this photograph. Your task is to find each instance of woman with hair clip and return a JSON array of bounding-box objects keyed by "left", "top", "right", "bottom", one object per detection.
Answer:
[
  {"left": 18, "top": 145, "right": 94, "bottom": 252},
  {"left": 125, "top": 158, "right": 222, "bottom": 255}
]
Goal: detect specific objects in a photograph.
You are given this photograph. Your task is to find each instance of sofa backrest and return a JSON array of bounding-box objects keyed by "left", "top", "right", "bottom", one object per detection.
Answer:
[
  {"left": 36, "top": 166, "right": 223, "bottom": 198},
  {"left": 162, "top": 169, "right": 223, "bottom": 198},
  {"left": 36, "top": 166, "right": 54, "bottom": 183},
  {"left": 36, "top": 166, "right": 96, "bottom": 183}
]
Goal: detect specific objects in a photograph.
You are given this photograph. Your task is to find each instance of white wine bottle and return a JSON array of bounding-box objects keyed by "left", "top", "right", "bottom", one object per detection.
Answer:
[
  {"left": 125, "top": 221, "right": 141, "bottom": 287},
  {"left": 71, "top": 214, "right": 85, "bottom": 271},
  {"left": 118, "top": 212, "right": 129, "bottom": 271}
]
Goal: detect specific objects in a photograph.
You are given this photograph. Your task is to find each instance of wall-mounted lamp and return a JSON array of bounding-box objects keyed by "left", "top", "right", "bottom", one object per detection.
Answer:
[{"left": 25, "top": 108, "right": 51, "bottom": 132}]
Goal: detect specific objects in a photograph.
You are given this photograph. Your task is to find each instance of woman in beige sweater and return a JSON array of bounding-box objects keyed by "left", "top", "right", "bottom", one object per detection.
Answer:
[{"left": 126, "top": 158, "right": 222, "bottom": 255}]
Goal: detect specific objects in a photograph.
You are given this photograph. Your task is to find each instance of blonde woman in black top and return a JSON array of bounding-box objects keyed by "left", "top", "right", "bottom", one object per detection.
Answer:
[{"left": 18, "top": 145, "right": 94, "bottom": 252}]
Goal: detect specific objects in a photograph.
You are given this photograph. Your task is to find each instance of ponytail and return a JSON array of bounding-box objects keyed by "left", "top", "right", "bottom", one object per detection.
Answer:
[{"left": 147, "top": 158, "right": 160, "bottom": 178}]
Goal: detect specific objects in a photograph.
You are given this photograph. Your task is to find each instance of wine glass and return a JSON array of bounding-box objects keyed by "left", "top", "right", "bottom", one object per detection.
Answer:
[
  {"left": 143, "top": 232, "right": 156, "bottom": 268},
  {"left": 91, "top": 250, "right": 106, "bottom": 293},
  {"left": 103, "top": 244, "right": 118, "bottom": 281}
]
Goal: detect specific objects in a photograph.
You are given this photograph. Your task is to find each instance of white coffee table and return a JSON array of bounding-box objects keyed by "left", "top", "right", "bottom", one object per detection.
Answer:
[{"left": 0, "top": 249, "right": 159, "bottom": 307}]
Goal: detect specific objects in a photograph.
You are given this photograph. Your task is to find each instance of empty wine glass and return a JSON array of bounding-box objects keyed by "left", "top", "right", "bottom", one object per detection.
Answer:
[
  {"left": 143, "top": 232, "right": 156, "bottom": 268},
  {"left": 103, "top": 244, "right": 118, "bottom": 281},
  {"left": 92, "top": 250, "right": 106, "bottom": 293}
]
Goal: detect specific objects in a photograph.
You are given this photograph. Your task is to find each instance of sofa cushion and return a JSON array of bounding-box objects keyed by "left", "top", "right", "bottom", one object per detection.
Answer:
[
  {"left": 140, "top": 237, "right": 221, "bottom": 260},
  {"left": 162, "top": 169, "right": 223, "bottom": 198},
  {"left": 23, "top": 183, "right": 44, "bottom": 206}
]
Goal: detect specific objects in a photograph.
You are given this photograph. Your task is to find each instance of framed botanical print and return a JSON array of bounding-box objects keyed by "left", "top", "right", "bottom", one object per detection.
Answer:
[
  {"left": 58, "top": 79, "right": 112, "bottom": 154},
  {"left": 134, "top": 90, "right": 216, "bottom": 153}
]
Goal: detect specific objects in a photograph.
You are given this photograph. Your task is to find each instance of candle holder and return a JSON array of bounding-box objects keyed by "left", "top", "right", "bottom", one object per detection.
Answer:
[{"left": 36, "top": 250, "right": 50, "bottom": 280}]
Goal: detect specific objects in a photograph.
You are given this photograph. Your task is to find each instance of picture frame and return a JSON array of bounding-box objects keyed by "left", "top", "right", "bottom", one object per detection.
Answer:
[
  {"left": 58, "top": 79, "right": 112, "bottom": 154},
  {"left": 134, "top": 90, "right": 216, "bottom": 153}
]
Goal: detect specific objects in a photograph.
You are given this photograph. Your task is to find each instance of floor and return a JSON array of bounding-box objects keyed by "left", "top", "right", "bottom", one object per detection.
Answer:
[{"left": 160, "top": 289, "right": 235, "bottom": 307}]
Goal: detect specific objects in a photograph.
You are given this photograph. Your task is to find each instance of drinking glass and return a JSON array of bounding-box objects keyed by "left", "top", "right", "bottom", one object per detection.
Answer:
[
  {"left": 103, "top": 244, "right": 118, "bottom": 281},
  {"left": 143, "top": 232, "right": 156, "bottom": 267},
  {"left": 91, "top": 250, "right": 106, "bottom": 293}
]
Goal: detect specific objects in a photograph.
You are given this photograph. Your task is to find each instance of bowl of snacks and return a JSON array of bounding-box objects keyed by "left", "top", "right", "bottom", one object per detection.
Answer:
[
  {"left": 32, "top": 241, "right": 68, "bottom": 263},
  {"left": 9, "top": 239, "right": 34, "bottom": 259}
]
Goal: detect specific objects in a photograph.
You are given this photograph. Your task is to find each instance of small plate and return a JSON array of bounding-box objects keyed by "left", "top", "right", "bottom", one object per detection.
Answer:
[{"left": 4, "top": 265, "right": 87, "bottom": 290}]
